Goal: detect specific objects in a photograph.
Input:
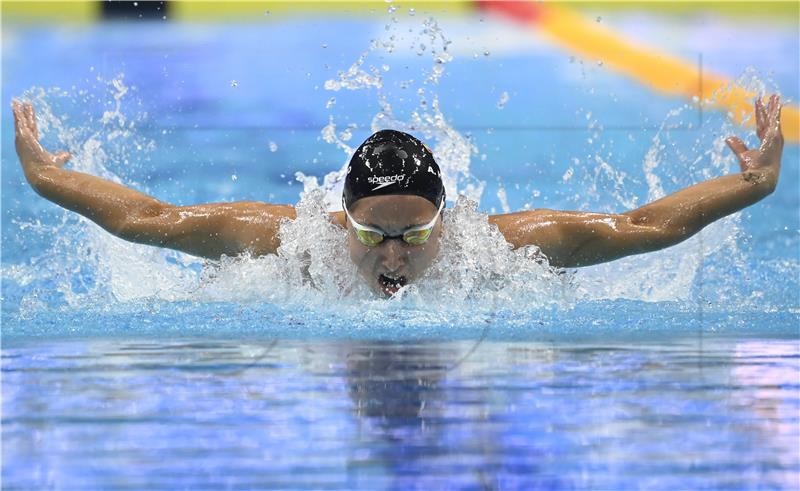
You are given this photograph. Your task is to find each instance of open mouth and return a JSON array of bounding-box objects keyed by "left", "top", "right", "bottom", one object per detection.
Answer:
[{"left": 378, "top": 274, "right": 407, "bottom": 297}]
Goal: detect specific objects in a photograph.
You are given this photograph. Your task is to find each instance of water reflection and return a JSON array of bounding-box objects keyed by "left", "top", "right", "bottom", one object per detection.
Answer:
[
  {"left": 345, "top": 343, "right": 449, "bottom": 420},
  {"left": 2, "top": 337, "right": 798, "bottom": 490},
  {"left": 730, "top": 340, "right": 800, "bottom": 489},
  {"left": 339, "top": 341, "right": 568, "bottom": 490}
]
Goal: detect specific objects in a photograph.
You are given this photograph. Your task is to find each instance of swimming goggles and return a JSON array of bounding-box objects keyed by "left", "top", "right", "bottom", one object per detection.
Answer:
[{"left": 343, "top": 199, "right": 444, "bottom": 247}]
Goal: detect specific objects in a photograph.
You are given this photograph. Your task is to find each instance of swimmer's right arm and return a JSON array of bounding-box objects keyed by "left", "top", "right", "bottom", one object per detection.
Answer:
[{"left": 12, "top": 100, "right": 297, "bottom": 259}]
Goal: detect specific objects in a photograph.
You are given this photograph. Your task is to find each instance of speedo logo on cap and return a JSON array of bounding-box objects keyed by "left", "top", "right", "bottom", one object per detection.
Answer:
[{"left": 368, "top": 174, "right": 405, "bottom": 191}]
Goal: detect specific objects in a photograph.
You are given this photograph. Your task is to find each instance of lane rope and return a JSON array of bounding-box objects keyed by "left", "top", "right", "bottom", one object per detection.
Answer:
[{"left": 480, "top": 1, "right": 798, "bottom": 143}]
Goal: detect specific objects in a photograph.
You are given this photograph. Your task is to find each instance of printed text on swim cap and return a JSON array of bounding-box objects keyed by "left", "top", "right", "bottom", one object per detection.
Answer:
[{"left": 368, "top": 174, "right": 405, "bottom": 191}]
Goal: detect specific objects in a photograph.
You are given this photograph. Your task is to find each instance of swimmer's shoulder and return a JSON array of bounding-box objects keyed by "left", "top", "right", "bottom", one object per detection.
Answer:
[
  {"left": 329, "top": 210, "right": 346, "bottom": 228},
  {"left": 487, "top": 208, "right": 568, "bottom": 252}
]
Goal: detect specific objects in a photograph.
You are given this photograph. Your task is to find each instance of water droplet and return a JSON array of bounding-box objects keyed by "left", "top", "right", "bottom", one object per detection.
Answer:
[
  {"left": 230, "top": 80, "right": 238, "bottom": 88},
  {"left": 321, "top": 43, "right": 328, "bottom": 49},
  {"left": 231, "top": 174, "right": 238, "bottom": 181},
  {"left": 596, "top": 16, "right": 602, "bottom": 22},
  {"left": 269, "top": 141, "right": 278, "bottom": 152},
  {"left": 692, "top": 95, "right": 700, "bottom": 103},
  {"left": 496, "top": 91, "right": 510, "bottom": 109},
  {"left": 132, "top": 1, "right": 137, "bottom": 5},
  {"left": 264, "top": 10, "right": 270, "bottom": 15},
  {"left": 326, "top": 97, "right": 336, "bottom": 108},
  {"left": 596, "top": 60, "right": 603, "bottom": 67},
  {"left": 381, "top": 64, "right": 390, "bottom": 72},
  {"left": 408, "top": 8, "right": 415, "bottom": 16},
  {"left": 387, "top": 5, "right": 397, "bottom": 13},
  {"left": 483, "top": 50, "right": 490, "bottom": 57}
]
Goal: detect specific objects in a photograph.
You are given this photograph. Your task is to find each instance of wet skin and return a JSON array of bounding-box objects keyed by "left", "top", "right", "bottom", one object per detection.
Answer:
[
  {"left": 345, "top": 195, "right": 442, "bottom": 297},
  {"left": 12, "top": 97, "right": 784, "bottom": 297}
]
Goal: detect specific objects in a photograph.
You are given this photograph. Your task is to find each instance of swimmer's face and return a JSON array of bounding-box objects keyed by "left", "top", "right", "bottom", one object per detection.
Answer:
[{"left": 346, "top": 195, "right": 443, "bottom": 297}]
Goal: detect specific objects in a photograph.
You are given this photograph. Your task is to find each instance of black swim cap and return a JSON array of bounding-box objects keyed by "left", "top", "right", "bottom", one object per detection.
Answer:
[{"left": 343, "top": 129, "right": 445, "bottom": 209}]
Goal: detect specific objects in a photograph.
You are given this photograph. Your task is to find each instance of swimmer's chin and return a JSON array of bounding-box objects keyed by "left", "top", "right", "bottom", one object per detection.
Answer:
[{"left": 376, "top": 273, "right": 408, "bottom": 298}]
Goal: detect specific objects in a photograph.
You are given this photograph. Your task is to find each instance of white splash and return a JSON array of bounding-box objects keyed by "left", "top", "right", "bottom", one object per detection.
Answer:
[
  {"left": 573, "top": 90, "right": 751, "bottom": 303},
  {"left": 4, "top": 51, "right": 788, "bottom": 321},
  {"left": 308, "top": 15, "right": 483, "bottom": 210}
]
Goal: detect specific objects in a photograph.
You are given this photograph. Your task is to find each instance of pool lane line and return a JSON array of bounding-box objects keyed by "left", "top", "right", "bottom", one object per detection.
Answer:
[
  {"left": 169, "top": 1, "right": 474, "bottom": 21},
  {"left": 478, "top": 1, "right": 799, "bottom": 144},
  {"left": 1, "top": 1, "right": 98, "bottom": 23}
]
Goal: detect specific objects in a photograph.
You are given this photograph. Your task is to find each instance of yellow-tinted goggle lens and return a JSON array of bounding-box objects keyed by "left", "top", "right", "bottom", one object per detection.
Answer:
[
  {"left": 402, "top": 228, "right": 432, "bottom": 245},
  {"left": 355, "top": 229, "right": 384, "bottom": 246}
]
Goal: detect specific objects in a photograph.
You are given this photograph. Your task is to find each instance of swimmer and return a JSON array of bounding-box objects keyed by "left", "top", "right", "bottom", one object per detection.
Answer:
[{"left": 12, "top": 96, "right": 784, "bottom": 297}]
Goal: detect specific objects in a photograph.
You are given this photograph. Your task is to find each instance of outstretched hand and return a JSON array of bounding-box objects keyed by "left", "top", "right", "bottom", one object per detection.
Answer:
[
  {"left": 725, "top": 94, "right": 783, "bottom": 174},
  {"left": 11, "top": 100, "right": 71, "bottom": 180}
]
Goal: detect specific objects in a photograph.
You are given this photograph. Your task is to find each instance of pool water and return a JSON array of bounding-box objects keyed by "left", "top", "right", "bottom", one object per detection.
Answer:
[
  {"left": 3, "top": 336, "right": 798, "bottom": 489},
  {"left": 2, "top": 9, "right": 799, "bottom": 490}
]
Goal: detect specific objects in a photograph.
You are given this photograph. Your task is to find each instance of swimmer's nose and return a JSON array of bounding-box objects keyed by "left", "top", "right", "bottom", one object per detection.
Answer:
[{"left": 380, "top": 240, "right": 406, "bottom": 272}]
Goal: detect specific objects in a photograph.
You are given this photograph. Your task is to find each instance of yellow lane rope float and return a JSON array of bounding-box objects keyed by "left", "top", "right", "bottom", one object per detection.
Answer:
[
  {"left": 4, "top": 1, "right": 796, "bottom": 142},
  {"left": 480, "top": 1, "right": 798, "bottom": 143}
]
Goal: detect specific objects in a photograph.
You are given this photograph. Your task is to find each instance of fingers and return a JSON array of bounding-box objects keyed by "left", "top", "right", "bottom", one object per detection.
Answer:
[
  {"left": 725, "top": 136, "right": 749, "bottom": 171},
  {"left": 11, "top": 99, "right": 59, "bottom": 167},
  {"left": 760, "top": 95, "right": 784, "bottom": 157},
  {"left": 754, "top": 97, "right": 766, "bottom": 140},
  {"left": 10, "top": 100, "right": 38, "bottom": 139},
  {"left": 725, "top": 136, "right": 748, "bottom": 155},
  {"left": 769, "top": 95, "right": 781, "bottom": 126},
  {"left": 763, "top": 95, "right": 782, "bottom": 140},
  {"left": 11, "top": 100, "right": 29, "bottom": 135},
  {"left": 11, "top": 100, "right": 23, "bottom": 134},
  {"left": 755, "top": 94, "right": 784, "bottom": 141},
  {"left": 23, "top": 101, "right": 39, "bottom": 140},
  {"left": 53, "top": 151, "right": 71, "bottom": 167}
]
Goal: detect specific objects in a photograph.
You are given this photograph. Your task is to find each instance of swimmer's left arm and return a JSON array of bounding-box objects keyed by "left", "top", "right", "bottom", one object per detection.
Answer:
[{"left": 491, "top": 95, "right": 784, "bottom": 268}]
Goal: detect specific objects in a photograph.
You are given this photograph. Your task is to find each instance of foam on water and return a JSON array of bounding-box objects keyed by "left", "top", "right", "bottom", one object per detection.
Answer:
[{"left": 3, "top": 17, "right": 794, "bottom": 327}]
